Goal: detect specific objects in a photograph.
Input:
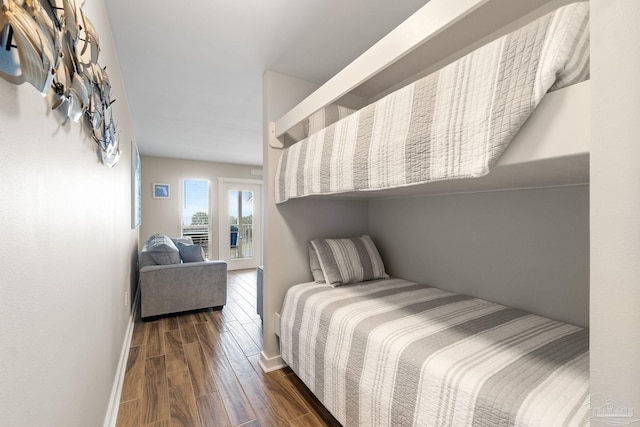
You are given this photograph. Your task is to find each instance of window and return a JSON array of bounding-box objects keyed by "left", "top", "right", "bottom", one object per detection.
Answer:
[{"left": 182, "top": 179, "right": 210, "bottom": 257}]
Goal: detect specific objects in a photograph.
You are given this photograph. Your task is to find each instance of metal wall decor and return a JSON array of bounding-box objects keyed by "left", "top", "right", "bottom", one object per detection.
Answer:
[{"left": 0, "top": 0, "right": 120, "bottom": 166}]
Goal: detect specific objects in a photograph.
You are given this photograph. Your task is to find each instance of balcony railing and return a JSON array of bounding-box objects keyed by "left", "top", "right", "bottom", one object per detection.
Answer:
[
  {"left": 181, "top": 224, "right": 253, "bottom": 260},
  {"left": 181, "top": 225, "right": 209, "bottom": 258},
  {"left": 231, "top": 224, "right": 253, "bottom": 260}
]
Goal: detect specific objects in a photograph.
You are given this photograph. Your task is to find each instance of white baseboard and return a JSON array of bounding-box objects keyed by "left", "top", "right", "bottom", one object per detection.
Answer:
[
  {"left": 258, "top": 350, "right": 287, "bottom": 373},
  {"left": 103, "top": 288, "right": 140, "bottom": 427}
]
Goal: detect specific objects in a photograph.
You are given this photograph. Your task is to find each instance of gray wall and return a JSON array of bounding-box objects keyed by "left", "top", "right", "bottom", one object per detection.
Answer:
[
  {"left": 369, "top": 185, "right": 589, "bottom": 327},
  {"left": 0, "top": 1, "right": 139, "bottom": 425}
]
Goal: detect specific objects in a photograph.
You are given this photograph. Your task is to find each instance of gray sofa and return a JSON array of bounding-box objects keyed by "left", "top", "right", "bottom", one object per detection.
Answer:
[{"left": 139, "top": 234, "right": 227, "bottom": 319}]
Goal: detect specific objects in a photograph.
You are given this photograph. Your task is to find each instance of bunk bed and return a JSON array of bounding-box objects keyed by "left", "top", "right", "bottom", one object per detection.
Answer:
[
  {"left": 273, "top": 1, "right": 590, "bottom": 426},
  {"left": 273, "top": 0, "right": 590, "bottom": 202}
]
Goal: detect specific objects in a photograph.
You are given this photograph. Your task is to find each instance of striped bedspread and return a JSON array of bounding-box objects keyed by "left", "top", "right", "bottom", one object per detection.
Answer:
[
  {"left": 275, "top": 3, "right": 590, "bottom": 204},
  {"left": 280, "top": 279, "right": 589, "bottom": 426}
]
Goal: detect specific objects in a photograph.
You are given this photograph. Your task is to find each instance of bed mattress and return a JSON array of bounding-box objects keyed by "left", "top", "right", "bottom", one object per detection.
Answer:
[
  {"left": 275, "top": 2, "right": 590, "bottom": 204},
  {"left": 280, "top": 278, "right": 589, "bottom": 426}
]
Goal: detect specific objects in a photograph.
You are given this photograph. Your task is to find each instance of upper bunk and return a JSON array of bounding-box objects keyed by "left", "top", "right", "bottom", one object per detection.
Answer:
[{"left": 271, "top": 0, "right": 590, "bottom": 203}]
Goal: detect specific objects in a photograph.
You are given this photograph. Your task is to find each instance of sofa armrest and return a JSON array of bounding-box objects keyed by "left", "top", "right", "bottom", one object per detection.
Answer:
[{"left": 139, "top": 260, "right": 227, "bottom": 318}]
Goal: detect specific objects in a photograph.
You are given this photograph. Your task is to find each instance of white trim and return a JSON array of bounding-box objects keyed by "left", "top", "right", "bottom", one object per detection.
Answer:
[
  {"left": 103, "top": 288, "right": 140, "bottom": 427},
  {"left": 217, "top": 177, "right": 263, "bottom": 186},
  {"left": 258, "top": 351, "right": 287, "bottom": 373}
]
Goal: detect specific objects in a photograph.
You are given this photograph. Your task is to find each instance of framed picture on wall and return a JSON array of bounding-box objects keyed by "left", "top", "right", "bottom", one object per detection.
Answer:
[
  {"left": 153, "top": 183, "right": 170, "bottom": 199},
  {"left": 131, "top": 141, "right": 142, "bottom": 228}
]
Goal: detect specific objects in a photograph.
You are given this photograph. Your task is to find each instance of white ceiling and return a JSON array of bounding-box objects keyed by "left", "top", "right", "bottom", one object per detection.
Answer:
[{"left": 104, "top": 0, "right": 428, "bottom": 166}]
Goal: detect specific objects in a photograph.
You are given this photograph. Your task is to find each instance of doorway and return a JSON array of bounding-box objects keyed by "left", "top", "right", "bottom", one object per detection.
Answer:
[{"left": 218, "top": 178, "right": 262, "bottom": 270}]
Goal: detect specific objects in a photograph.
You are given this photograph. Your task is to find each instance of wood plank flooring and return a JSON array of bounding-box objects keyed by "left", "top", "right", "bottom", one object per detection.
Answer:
[{"left": 116, "top": 269, "right": 341, "bottom": 427}]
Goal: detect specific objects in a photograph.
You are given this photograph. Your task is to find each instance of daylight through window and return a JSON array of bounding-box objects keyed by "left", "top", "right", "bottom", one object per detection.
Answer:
[
  {"left": 182, "top": 179, "right": 210, "bottom": 258},
  {"left": 229, "top": 190, "right": 254, "bottom": 260}
]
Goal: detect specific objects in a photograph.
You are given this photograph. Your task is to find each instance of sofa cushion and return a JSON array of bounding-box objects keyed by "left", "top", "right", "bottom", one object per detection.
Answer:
[
  {"left": 145, "top": 234, "right": 181, "bottom": 265},
  {"left": 177, "top": 242, "right": 206, "bottom": 263}
]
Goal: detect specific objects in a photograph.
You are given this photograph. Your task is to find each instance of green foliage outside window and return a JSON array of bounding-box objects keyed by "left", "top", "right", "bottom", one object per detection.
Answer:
[{"left": 191, "top": 211, "right": 209, "bottom": 225}]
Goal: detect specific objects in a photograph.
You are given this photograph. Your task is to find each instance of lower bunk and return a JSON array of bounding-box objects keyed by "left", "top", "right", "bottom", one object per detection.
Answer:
[{"left": 280, "top": 278, "right": 588, "bottom": 427}]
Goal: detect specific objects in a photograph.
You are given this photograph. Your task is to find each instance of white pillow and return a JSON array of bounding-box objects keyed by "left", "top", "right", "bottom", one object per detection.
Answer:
[{"left": 308, "top": 243, "right": 326, "bottom": 283}]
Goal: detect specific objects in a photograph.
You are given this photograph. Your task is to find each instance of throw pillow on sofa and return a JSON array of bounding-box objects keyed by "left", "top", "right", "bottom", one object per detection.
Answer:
[
  {"left": 176, "top": 242, "right": 206, "bottom": 263},
  {"left": 172, "top": 236, "right": 194, "bottom": 246},
  {"left": 146, "top": 234, "right": 181, "bottom": 265}
]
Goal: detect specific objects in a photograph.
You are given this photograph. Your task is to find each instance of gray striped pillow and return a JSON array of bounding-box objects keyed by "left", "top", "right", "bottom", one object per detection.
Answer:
[{"left": 310, "top": 235, "right": 388, "bottom": 286}]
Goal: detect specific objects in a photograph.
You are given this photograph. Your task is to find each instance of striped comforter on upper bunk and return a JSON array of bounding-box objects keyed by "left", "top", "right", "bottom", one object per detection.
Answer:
[
  {"left": 280, "top": 278, "right": 589, "bottom": 426},
  {"left": 275, "top": 2, "right": 590, "bottom": 204}
]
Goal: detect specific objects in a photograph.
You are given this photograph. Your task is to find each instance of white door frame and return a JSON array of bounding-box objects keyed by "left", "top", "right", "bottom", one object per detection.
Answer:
[{"left": 218, "top": 177, "right": 263, "bottom": 271}]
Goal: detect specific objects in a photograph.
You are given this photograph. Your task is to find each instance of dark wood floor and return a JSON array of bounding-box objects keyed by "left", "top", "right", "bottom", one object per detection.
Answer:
[{"left": 116, "top": 269, "right": 341, "bottom": 427}]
